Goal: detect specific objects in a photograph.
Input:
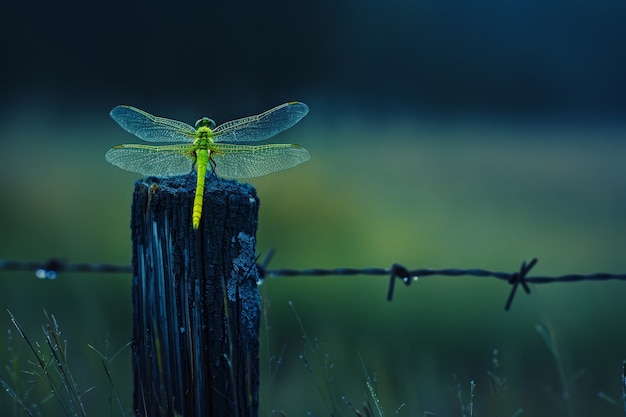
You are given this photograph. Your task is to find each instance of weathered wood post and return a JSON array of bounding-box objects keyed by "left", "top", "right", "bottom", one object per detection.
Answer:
[{"left": 129, "top": 174, "right": 260, "bottom": 417}]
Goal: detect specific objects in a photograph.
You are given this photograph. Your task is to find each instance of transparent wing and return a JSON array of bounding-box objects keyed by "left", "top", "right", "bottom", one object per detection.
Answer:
[
  {"left": 110, "top": 105, "right": 197, "bottom": 143},
  {"left": 105, "top": 144, "right": 196, "bottom": 176},
  {"left": 212, "top": 102, "right": 309, "bottom": 143},
  {"left": 212, "top": 144, "right": 311, "bottom": 179}
]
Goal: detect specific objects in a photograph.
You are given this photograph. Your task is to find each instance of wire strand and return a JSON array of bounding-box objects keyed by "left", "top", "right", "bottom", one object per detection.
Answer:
[{"left": 2, "top": 257, "right": 626, "bottom": 310}]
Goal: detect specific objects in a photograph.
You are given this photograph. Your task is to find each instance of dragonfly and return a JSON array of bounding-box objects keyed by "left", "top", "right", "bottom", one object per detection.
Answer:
[{"left": 105, "top": 101, "right": 310, "bottom": 229}]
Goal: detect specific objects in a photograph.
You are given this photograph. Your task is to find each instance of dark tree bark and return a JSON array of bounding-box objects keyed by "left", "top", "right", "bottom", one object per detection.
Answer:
[{"left": 130, "top": 174, "right": 260, "bottom": 417}]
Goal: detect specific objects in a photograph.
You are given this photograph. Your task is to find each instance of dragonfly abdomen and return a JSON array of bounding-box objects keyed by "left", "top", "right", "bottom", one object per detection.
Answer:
[{"left": 192, "top": 149, "right": 210, "bottom": 229}]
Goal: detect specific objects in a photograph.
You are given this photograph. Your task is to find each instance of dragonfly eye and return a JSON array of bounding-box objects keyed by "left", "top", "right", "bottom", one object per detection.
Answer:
[{"left": 195, "top": 117, "right": 216, "bottom": 130}]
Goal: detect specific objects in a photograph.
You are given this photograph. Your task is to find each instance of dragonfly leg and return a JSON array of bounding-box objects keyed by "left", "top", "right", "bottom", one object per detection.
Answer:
[{"left": 207, "top": 154, "right": 223, "bottom": 188}]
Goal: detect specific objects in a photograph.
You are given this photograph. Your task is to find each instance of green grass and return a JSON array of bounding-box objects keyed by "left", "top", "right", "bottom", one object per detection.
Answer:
[
  {"left": 3, "top": 301, "right": 626, "bottom": 416},
  {"left": 2, "top": 312, "right": 129, "bottom": 417},
  {"left": 2, "top": 109, "right": 626, "bottom": 416}
]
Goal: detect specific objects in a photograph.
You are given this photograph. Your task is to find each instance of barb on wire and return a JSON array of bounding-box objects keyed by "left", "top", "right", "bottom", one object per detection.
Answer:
[
  {"left": 504, "top": 258, "right": 536, "bottom": 311},
  {"left": 3, "top": 255, "right": 626, "bottom": 310}
]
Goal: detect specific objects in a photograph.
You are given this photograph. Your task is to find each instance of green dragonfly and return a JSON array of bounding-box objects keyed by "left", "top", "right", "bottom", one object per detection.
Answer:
[{"left": 105, "top": 101, "right": 310, "bottom": 229}]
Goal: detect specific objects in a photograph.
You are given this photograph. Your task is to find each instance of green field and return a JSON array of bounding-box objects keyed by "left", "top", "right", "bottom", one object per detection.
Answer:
[{"left": 1, "top": 104, "right": 625, "bottom": 416}]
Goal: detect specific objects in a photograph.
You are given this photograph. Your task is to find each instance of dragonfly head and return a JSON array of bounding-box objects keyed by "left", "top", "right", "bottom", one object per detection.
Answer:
[{"left": 195, "top": 117, "right": 216, "bottom": 130}]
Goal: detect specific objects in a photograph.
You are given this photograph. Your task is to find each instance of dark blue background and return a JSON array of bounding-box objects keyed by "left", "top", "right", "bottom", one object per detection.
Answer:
[{"left": 3, "top": 0, "right": 626, "bottom": 117}]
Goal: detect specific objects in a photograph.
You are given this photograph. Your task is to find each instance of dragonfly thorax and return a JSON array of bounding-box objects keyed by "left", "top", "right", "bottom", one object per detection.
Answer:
[{"left": 195, "top": 117, "right": 216, "bottom": 130}]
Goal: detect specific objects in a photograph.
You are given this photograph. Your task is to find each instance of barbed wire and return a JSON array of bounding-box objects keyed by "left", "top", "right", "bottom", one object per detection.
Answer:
[
  {"left": 0, "top": 258, "right": 132, "bottom": 279},
  {"left": 2, "top": 256, "right": 626, "bottom": 310}
]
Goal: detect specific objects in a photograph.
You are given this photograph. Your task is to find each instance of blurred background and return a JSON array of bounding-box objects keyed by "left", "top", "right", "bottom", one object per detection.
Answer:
[{"left": 1, "top": 0, "right": 626, "bottom": 416}]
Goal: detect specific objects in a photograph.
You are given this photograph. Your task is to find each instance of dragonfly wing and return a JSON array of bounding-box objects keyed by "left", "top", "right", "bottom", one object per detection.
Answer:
[
  {"left": 110, "top": 105, "right": 197, "bottom": 143},
  {"left": 211, "top": 144, "right": 311, "bottom": 179},
  {"left": 212, "top": 102, "right": 308, "bottom": 143},
  {"left": 105, "top": 144, "right": 196, "bottom": 176}
]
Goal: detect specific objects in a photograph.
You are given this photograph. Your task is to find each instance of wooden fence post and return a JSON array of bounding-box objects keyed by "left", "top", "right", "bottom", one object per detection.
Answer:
[{"left": 129, "top": 174, "right": 260, "bottom": 417}]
